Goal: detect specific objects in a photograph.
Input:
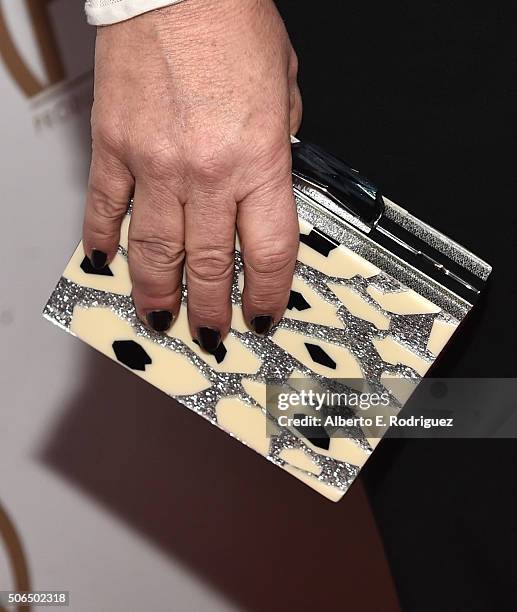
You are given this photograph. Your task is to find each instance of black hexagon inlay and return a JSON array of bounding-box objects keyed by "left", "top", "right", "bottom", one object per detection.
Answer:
[
  {"left": 287, "top": 290, "right": 311, "bottom": 311},
  {"left": 112, "top": 340, "right": 152, "bottom": 371},
  {"left": 304, "top": 342, "right": 337, "bottom": 370},
  {"left": 299, "top": 229, "right": 338, "bottom": 257},
  {"left": 80, "top": 255, "right": 114, "bottom": 277},
  {"left": 293, "top": 414, "right": 331, "bottom": 450},
  {"left": 193, "top": 339, "right": 227, "bottom": 364}
]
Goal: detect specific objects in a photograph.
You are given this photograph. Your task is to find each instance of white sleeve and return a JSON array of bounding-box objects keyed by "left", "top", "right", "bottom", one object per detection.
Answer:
[{"left": 85, "top": 0, "right": 187, "bottom": 26}]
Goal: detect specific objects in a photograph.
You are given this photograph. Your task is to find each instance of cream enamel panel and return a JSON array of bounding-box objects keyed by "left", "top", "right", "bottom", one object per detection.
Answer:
[
  {"left": 285, "top": 277, "right": 344, "bottom": 328},
  {"left": 168, "top": 306, "right": 261, "bottom": 375},
  {"left": 279, "top": 449, "right": 322, "bottom": 475},
  {"left": 373, "top": 337, "right": 430, "bottom": 376},
  {"left": 427, "top": 318, "right": 458, "bottom": 355},
  {"left": 282, "top": 464, "right": 344, "bottom": 502},
  {"left": 298, "top": 241, "right": 381, "bottom": 279},
  {"left": 241, "top": 378, "right": 266, "bottom": 408},
  {"left": 237, "top": 272, "right": 245, "bottom": 293},
  {"left": 272, "top": 329, "right": 363, "bottom": 378},
  {"left": 70, "top": 307, "right": 209, "bottom": 395},
  {"left": 120, "top": 214, "right": 130, "bottom": 250},
  {"left": 327, "top": 438, "right": 369, "bottom": 468},
  {"left": 367, "top": 286, "right": 441, "bottom": 315},
  {"left": 215, "top": 398, "right": 271, "bottom": 456},
  {"left": 64, "top": 245, "right": 132, "bottom": 295},
  {"left": 299, "top": 218, "right": 313, "bottom": 234},
  {"left": 329, "top": 284, "right": 390, "bottom": 330}
]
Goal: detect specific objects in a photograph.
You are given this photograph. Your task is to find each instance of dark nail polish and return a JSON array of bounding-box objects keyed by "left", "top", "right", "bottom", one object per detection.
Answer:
[
  {"left": 90, "top": 249, "right": 108, "bottom": 270},
  {"left": 198, "top": 327, "right": 221, "bottom": 353},
  {"left": 251, "top": 315, "right": 274, "bottom": 336},
  {"left": 146, "top": 310, "right": 173, "bottom": 332}
]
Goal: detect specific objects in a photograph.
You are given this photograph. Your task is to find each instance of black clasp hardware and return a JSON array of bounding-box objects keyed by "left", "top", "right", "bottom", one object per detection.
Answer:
[{"left": 291, "top": 141, "right": 384, "bottom": 232}]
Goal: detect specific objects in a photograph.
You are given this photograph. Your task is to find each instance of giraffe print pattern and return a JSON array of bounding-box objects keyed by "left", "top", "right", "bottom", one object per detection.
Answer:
[{"left": 43, "top": 207, "right": 462, "bottom": 501}]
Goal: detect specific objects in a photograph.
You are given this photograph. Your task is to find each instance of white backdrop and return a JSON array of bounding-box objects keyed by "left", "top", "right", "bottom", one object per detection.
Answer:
[{"left": 0, "top": 2, "right": 399, "bottom": 611}]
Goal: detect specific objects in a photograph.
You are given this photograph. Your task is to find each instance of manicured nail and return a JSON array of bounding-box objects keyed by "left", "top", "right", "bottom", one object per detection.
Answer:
[
  {"left": 198, "top": 327, "right": 221, "bottom": 353},
  {"left": 146, "top": 310, "right": 173, "bottom": 332},
  {"left": 251, "top": 315, "right": 274, "bottom": 336},
  {"left": 90, "top": 249, "right": 108, "bottom": 270}
]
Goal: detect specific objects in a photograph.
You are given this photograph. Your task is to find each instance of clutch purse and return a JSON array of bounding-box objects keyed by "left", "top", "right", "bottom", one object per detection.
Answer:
[{"left": 43, "top": 140, "right": 491, "bottom": 501}]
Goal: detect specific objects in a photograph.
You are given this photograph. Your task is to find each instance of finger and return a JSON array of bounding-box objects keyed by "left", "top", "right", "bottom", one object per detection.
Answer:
[
  {"left": 184, "top": 190, "right": 236, "bottom": 353},
  {"left": 83, "top": 149, "right": 134, "bottom": 269},
  {"left": 238, "top": 172, "right": 299, "bottom": 336},
  {"left": 128, "top": 178, "right": 185, "bottom": 332}
]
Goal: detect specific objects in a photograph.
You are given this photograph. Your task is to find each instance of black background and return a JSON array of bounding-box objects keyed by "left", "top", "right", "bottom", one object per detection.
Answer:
[{"left": 277, "top": 1, "right": 516, "bottom": 610}]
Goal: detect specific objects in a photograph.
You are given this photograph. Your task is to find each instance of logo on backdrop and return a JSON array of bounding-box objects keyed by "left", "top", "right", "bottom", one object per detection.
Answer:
[
  {"left": 0, "top": 0, "right": 93, "bottom": 130},
  {"left": 0, "top": 502, "right": 32, "bottom": 608},
  {"left": 0, "top": 0, "right": 65, "bottom": 97}
]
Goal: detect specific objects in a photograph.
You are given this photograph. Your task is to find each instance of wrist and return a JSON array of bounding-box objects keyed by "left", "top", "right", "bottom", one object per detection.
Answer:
[
  {"left": 86, "top": 0, "right": 185, "bottom": 26},
  {"left": 140, "top": 0, "right": 264, "bottom": 36}
]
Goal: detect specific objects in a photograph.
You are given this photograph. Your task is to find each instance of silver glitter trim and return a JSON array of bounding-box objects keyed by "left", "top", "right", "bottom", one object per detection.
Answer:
[{"left": 383, "top": 197, "right": 492, "bottom": 281}]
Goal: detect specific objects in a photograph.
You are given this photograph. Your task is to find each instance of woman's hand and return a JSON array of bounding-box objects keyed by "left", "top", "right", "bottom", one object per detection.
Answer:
[{"left": 82, "top": 0, "right": 302, "bottom": 351}]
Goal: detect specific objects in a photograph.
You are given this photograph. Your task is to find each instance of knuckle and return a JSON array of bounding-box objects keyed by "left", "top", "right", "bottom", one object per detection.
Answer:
[
  {"left": 189, "top": 302, "right": 227, "bottom": 321},
  {"left": 187, "top": 248, "right": 234, "bottom": 283},
  {"left": 246, "top": 244, "right": 295, "bottom": 277},
  {"left": 130, "top": 236, "right": 184, "bottom": 271},
  {"left": 88, "top": 184, "right": 128, "bottom": 221},
  {"left": 136, "top": 141, "right": 178, "bottom": 179},
  {"left": 253, "top": 132, "right": 283, "bottom": 158},
  {"left": 84, "top": 224, "right": 116, "bottom": 244},
  {"left": 188, "top": 143, "right": 234, "bottom": 184},
  {"left": 252, "top": 138, "right": 292, "bottom": 179},
  {"left": 92, "top": 120, "right": 125, "bottom": 155},
  {"left": 250, "top": 290, "right": 287, "bottom": 310}
]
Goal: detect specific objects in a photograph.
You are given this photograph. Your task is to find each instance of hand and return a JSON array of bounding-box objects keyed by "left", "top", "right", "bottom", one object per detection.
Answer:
[{"left": 82, "top": 0, "right": 302, "bottom": 352}]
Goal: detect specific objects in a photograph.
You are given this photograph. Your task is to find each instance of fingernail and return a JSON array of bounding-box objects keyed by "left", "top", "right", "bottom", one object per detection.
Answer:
[
  {"left": 146, "top": 310, "right": 174, "bottom": 333},
  {"left": 251, "top": 315, "right": 274, "bottom": 336},
  {"left": 90, "top": 249, "right": 108, "bottom": 270},
  {"left": 198, "top": 327, "right": 221, "bottom": 353}
]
